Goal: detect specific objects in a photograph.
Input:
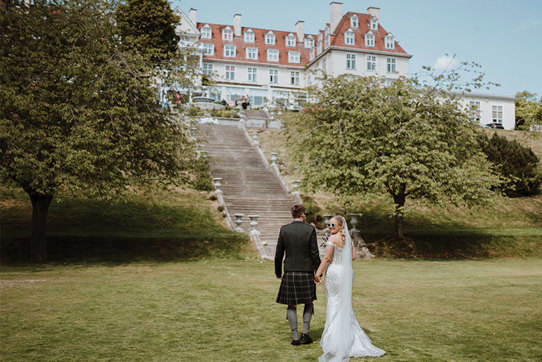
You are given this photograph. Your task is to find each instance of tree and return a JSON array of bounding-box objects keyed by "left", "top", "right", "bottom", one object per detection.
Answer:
[
  {"left": 115, "top": 0, "right": 180, "bottom": 64},
  {"left": 483, "top": 133, "right": 541, "bottom": 196},
  {"left": 0, "top": 0, "right": 198, "bottom": 261},
  {"left": 283, "top": 75, "right": 499, "bottom": 239},
  {"left": 515, "top": 91, "right": 542, "bottom": 130}
]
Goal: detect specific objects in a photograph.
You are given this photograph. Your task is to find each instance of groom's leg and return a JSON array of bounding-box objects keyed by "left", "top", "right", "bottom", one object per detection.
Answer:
[
  {"left": 302, "top": 303, "right": 314, "bottom": 335},
  {"left": 286, "top": 305, "right": 299, "bottom": 341}
]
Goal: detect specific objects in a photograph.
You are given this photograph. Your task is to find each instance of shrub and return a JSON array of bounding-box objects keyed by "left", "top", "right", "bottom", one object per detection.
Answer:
[
  {"left": 483, "top": 133, "right": 541, "bottom": 196},
  {"left": 187, "top": 106, "right": 204, "bottom": 117},
  {"left": 301, "top": 194, "right": 325, "bottom": 229}
]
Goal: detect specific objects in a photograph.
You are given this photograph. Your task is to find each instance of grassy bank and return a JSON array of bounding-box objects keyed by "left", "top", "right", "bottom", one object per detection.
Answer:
[
  {"left": 1, "top": 258, "right": 541, "bottom": 361},
  {"left": 257, "top": 126, "right": 542, "bottom": 258},
  {"left": 0, "top": 186, "right": 251, "bottom": 263}
]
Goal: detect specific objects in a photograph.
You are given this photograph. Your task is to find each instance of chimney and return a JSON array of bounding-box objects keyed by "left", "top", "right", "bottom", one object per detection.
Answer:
[
  {"left": 367, "top": 7, "right": 380, "bottom": 21},
  {"left": 295, "top": 21, "right": 305, "bottom": 42},
  {"left": 330, "top": 2, "right": 343, "bottom": 34},
  {"left": 233, "top": 14, "right": 242, "bottom": 37},
  {"left": 189, "top": 8, "right": 197, "bottom": 25}
]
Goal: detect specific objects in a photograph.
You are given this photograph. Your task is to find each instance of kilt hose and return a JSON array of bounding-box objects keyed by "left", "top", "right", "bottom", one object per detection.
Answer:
[{"left": 276, "top": 271, "right": 317, "bottom": 305}]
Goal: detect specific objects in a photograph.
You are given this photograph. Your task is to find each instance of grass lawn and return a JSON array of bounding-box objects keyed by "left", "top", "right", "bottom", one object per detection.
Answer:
[{"left": 1, "top": 258, "right": 541, "bottom": 361}]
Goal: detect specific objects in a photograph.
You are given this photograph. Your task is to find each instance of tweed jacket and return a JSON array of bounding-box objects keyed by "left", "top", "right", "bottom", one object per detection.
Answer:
[{"left": 274, "top": 220, "right": 321, "bottom": 278}]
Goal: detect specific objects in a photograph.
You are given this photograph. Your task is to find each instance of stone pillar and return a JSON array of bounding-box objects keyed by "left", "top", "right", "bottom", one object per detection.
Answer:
[
  {"left": 270, "top": 152, "right": 278, "bottom": 165},
  {"left": 248, "top": 214, "right": 261, "bottom": 236},
  {"left": 233, "top": 213, "right": 244, "bottom": 232},
  {"left": 252, "top": 132, "right": 259, "bottom": 145}
]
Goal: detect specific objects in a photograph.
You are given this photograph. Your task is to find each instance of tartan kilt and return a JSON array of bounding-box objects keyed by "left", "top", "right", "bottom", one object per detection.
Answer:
[{"left": 276, "top": 271, "right": 317, "bottom": 305}]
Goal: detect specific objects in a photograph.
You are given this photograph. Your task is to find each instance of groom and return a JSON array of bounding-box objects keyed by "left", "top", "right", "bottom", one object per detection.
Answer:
[{"left": 275, "top": 204, "right": 321, "bottom": 346}]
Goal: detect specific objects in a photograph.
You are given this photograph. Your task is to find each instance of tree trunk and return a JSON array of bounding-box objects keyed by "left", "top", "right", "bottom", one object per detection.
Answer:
[
  {"left": 393, "top": 183, "right": 406, "bottom": 240},
  {"left": 28, "top": 193, "right": 53, "bottom": 262}
]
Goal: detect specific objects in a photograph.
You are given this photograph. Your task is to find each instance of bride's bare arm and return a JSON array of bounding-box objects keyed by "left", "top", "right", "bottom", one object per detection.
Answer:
[{"left": 315, "top": 245, "right": 334, "bottom": 283}]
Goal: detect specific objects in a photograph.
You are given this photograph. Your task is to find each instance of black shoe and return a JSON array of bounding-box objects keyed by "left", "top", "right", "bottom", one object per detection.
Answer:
[
  {"left": 291, "top": 339, "right": 301, "bottom": 346},
  {"left": 300, "top": 333, "right": 313, "bottom": 344}
]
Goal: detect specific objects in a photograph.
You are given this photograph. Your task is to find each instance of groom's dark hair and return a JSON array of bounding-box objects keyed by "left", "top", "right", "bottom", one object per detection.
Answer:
[{"left": 291, "top": 204, "right": 306, "bottom": 219}]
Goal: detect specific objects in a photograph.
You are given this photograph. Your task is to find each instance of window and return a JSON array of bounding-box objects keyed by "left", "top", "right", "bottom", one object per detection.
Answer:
[
  {"left": 223, "top": 44, "right": 236, "bottom": 57},
  {"left": 201, "top": 25, "right": 212, "bottom": 39},
  {"left": 385, "top": 35, "right": 395, "bottom": 50},
  {"left": 386, "top": 58, "right": 396, "bottom": 73},
  {"left": 203, "top": 63, "right": 213, "bottom": 75},
  {"left": 365, "top": 32, "right": 375, "bottom": 47},
  {"left": 469, "top": 101, "right": 481, "bottom": 121},
  {"left": 265, "top": 31, "right": 275, "bottom": 45},
  {"left": 269, "top": 69, "right": 278, "bottom": 84},
  {"left": 346, "top": 53, "right": 356, "bottom": 69},
  {"left": 345, "top": 30, "right": 355, "bottom": 45},
  {"left": 244, "top": 29, "right": 254, "bottom": 43},
  {"left": 225, "top": 65, "right": 235, "bottom": 80},
  {"left": 370, "top": 17, "right": 378, "bottom": 30},
  {"left": 286, "top": 34, "right": 296, "bottom": 47},
  {"left": 248, "top": 67, "right": 257, "bottom": 82},
  {"left": 288, "top": 51, "right": 300, "bottom": 63},
  {"left": 366, "top": 55, "right": 376, "bottom": 71},
  {"left": 222, "top": 27, "right": 233, "bottom": 41},
  {"left": 492, "top": 105, "right": 503, "bottom": 123},
  {"left": 290, "top": 71, "right": 300, "bottom": 86},
  {"left": 267, "top": 49, "right": 279, "bottom": 62},
  {"left": 304, "top": 37, "right": 314, "bottom": 48},
  {"left": 246, "top": 47, "right": 258, "bottom": 60},
  {"left": 202, "top": 42, "right": 214, "bottom": 56},
  {"left": 351, "top": 15, "right": 358, "bottom": 28}
]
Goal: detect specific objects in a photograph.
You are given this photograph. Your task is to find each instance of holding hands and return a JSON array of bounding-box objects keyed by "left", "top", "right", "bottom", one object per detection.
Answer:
[{"left": 314, "top": 274, "right": 322, "bottom": 285}]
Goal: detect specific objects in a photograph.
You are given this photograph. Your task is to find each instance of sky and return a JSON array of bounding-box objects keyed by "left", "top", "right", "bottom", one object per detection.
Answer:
[{"left": 172, "top": 0, "right": 542, "bottom": 97}]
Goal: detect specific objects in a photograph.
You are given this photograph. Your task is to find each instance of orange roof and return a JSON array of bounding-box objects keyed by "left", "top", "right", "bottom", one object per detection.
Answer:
[{"left": 197, "top": 11, "right": 408, "bottom": 67}]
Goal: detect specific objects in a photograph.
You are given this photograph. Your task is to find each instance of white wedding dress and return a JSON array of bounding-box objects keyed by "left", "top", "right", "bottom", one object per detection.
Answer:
[{"left": 319, "top": 218, "right": 385, "bottom": 361}]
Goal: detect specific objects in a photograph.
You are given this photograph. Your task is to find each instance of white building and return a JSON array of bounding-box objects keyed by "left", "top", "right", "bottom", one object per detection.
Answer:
[
  {"left": 177, "top": 2, "right": 411, "bottom": 107},
  {"left": 175, "top": 2, "right": 516, "bottom": 129}
]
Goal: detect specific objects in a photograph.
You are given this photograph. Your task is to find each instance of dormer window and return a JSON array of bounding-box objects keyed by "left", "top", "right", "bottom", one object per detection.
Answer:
[
  {"left": 385, "top": 34, "right": 395, "bottom": 49},
  {"left": 201, "top": 24, "right": 212, "bottom": 39},
  {"left": 365, "top": 31, "right": 375, "bottom": 47},
  {"left": 265, "top": 31, "right": 275, "bottom": 45},
  {"left": 304, "top": 36, "right": 314, "bottom": 48},
  {"left": 350, "top": 15, "right": 358, "bottom": 28},
  {"left": 222, "top": 26, "right": 233, "bottom": 41},
  {"left": 345, "top": 29, "right": 355, "bottom": 45},
  {"left": 244, "top": 29, "right": 255, "bottom": 43},
  {"left": 286, "top": 33, "right": 296, "bottom": 47},
  {"left": 370, "top": 17, "right": 378, "bottom": 31}
]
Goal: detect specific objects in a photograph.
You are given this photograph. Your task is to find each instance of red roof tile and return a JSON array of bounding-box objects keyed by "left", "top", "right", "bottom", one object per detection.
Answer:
[{"left": 197, "top": 11, "right": 408, "bottom": 67}]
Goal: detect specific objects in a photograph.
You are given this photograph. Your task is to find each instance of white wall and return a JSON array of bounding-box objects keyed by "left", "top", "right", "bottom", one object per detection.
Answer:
[{"left": 458, "top": 93, "right": 516, "bottom": 130}]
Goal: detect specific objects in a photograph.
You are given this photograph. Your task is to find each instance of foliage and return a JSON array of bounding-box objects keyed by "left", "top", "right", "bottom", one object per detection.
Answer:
[
  {"left": 115, "top": 0, "right": 180, "bottom": 64},
  {"left": 483, "top": 133, "right": 541, "bottom": 196},
  {"left": 300, "top": 194, "right": 324, "bottom": 229},
  {"left": 0, "top": 0, "right": 199, "bottom": 261},
  {"left": 209, "top": 108, "right": 240, "bottom": 119},
  {"left": 515, "top": 91, "right": 542, "bottom": 130},
  {"left": 187, "top": 106, "right": 205, "bottom": 117},
  {"left": 284, "top": 75, "right": 499, "bottom": 239}
]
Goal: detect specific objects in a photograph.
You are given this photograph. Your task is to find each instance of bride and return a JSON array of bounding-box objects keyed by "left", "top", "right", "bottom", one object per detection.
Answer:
[{"left": 314, "top": 216, "right": 385, "bottom": 361}]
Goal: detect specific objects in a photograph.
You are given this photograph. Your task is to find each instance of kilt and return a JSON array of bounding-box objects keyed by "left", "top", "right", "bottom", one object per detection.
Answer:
[{"left": 276, "top": 271, "right": 317, "bottom": 305}]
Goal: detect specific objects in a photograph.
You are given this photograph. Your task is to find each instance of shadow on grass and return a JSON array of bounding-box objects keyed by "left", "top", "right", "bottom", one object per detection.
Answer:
[
  {"left": 362, "top": 228, "right": 542, "bottom": 259},
  {"left": 0, "top": 233, "right": 252, "bottom": 266}
]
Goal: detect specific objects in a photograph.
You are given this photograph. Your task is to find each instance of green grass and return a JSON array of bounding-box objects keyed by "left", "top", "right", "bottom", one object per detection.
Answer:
[
  {"left": 0, "top": 186, "right": 250, "bottom": 263},
  {"left": 1, "top": 258, "right": 541, "bottom": 361}
]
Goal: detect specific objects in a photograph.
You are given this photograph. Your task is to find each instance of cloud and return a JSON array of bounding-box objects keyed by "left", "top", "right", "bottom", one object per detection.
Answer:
[
  {"left": 433, "top": 55, "right": 459, "bottom": 71},
  {"left": 517, "top": 19, "right": 541, "bottom": 31}
]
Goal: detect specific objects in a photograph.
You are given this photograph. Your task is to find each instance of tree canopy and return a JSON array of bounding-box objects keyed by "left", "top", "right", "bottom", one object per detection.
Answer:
[
  {"left": 283, "top": 75, "right": 499, "bottom": 238},
  {"left": 515, "top": 91, "right": 542, "bottom": 130},
  {"left": 116, "top": 0, "right": 180, "bottom": 64},
  {"left": 0, "top": 0, "right": 198, "bottom": 261}
]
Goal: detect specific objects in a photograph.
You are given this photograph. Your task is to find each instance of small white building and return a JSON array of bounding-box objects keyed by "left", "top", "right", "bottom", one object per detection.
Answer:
[{"left": 457, "top": 92, "right": 516, "bottom": 130}]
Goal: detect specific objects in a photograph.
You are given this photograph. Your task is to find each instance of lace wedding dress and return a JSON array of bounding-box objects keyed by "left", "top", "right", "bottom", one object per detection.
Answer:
[{"left": 319, "top": 218, "right": 385, "bottom": 361}]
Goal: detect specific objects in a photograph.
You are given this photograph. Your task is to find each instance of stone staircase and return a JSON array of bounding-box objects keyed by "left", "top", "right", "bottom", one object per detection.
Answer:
[
  {"left": 244, "top": 109, "right": 269, "bottom": 120},
  {"left": 198, "top": 123, "right": 296, "bottom": 259}
]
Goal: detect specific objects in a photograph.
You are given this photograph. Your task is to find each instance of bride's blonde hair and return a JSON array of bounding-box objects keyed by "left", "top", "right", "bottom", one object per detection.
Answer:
[{"left": 331, "top": 216, "right": 346, "bottom": 247}]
